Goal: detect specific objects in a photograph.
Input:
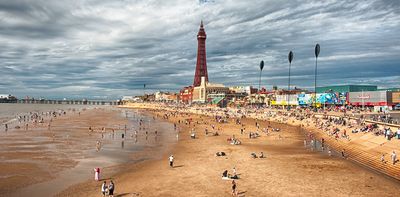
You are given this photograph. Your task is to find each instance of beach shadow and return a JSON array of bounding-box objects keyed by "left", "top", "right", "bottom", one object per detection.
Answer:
[
  {"left": 238, "top": 190, "right": 247, "bottom": 197},
  {"left": 99, "top": 177, "right": 114, "bottom": 181},
  {"left": 173, "top": 165, "right": 184, "bottom": 168},
  {"left": 115, "top": 193, "right": 132, "bottom": 197}
]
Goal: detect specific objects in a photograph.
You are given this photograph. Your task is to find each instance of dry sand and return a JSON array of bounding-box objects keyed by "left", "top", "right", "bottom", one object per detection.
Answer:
[{"left": 58, "top": 107, "right": 400, "bottom": 197}]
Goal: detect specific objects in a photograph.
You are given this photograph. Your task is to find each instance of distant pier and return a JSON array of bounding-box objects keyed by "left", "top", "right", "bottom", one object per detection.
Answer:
[{"left": 15, "top": 99, "right": 122, "bottom": 105}]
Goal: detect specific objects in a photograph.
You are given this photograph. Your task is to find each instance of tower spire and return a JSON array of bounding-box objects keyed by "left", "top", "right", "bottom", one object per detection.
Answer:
[{"left": 193, "top": 21, "right": 208, "bottom": 87}]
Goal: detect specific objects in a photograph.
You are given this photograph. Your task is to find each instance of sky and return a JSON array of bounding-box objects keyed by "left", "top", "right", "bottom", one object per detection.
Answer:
[{"left": 0, "top": 0, "right": 399, "bottom": 99}]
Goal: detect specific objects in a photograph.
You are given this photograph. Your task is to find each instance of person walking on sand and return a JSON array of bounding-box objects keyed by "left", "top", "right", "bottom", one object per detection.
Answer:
[
  {"left": 381, "top": 153, "right": 386, "bottom": 164},
  {"left": 101, "top": 181, "right": 107, "bottom": 196},
  {"left": 94, "top": 167, "right": 100, "bottom": 181},
  {"left": 341, "top": 149, "right": 346, "bottom": 158},
  {"left": 169, "top": 155, "right": 174, "bottom": 167},
  {"left": 391, "top": 151, "right": 397, "bottom": 165},
  {"left": 231, "top": 180, "right": 238, "bottom": 196}
]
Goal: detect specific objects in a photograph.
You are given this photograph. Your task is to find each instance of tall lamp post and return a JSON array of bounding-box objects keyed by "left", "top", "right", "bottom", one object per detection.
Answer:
[
  {"left": 143, "top": 84, "right": 146, "bottom": 100},
  {"left": 288, "top": 51, "right": 293, "bottom": 110},
  {"left": 259, "top": 60, "right": 264, "bottom": 93},
  {"left": 314, "top": 44, "right": 320, "bottom": 109}
]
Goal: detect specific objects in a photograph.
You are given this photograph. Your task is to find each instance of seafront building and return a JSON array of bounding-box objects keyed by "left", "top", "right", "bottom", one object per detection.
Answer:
[
  {"left": 192, "top": 76, "right": 229, "bottom": 103},
  {"left": 155, "top": 91, "right": 178, "bottom": 102}
]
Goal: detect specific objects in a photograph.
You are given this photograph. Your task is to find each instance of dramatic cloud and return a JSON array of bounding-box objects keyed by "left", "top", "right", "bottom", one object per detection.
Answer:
[{"left": 0, "top": 0, "right": 399, "bottom": 99}]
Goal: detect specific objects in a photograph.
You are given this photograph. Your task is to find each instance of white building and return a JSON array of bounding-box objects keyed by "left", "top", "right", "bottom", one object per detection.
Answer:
[
  {"left": 229, "top": 86, "right": 254, "bottom": 95},
  {"left": 192, "top": 77, "right": 229, "bottom": 103}
]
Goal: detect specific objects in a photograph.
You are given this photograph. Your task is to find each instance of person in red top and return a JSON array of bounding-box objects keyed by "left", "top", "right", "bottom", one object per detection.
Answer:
[{"left": 94, "top": 167, "right": 100, "bottom": 181}]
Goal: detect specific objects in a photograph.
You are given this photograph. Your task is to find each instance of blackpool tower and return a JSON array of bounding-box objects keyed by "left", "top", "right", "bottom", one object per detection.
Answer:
[{"left": 193, "top": 21, "right": 209, "bottom": 87}]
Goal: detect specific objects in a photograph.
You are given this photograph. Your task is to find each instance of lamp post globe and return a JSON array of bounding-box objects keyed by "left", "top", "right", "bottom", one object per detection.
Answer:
[{"left": 287, "top": 51, "right": 293, "bottom": 110}]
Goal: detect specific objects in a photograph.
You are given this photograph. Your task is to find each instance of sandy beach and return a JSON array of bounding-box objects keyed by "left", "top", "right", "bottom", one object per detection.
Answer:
[
  {"left": 57, "top": 104, "right": 400, "bottom": 197},
  {"left": 0, "top": 106, "right": 177, "bottom": 197}
]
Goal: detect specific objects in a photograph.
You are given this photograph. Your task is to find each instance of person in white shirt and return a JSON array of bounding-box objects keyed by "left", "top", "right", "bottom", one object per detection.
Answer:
[
  {"left": 397, "top": 128, "right": 400, "bottom": 139},
  {"left": 391, "top": 151, "right": 397, "bottom": 165},
  {"left": 169, "top": 155, "right": 174, "bottom": 167},
  {"left": 101, "top": 181, "right": 107, "bottom": 196}
]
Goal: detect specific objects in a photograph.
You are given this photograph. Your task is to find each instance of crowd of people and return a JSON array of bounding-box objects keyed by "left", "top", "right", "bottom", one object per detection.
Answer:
[
  {"left": 132, "top": 102, "right": 399, "bottom": 167},
  {"left": 2, "top": 108, "right": 79, "bottom": 132},
  {"left": 370, "top": 114, "right": 399, "bottom": 125}
]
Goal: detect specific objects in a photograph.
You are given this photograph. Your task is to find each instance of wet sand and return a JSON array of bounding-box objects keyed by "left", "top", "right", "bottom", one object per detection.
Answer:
[
  {"left": 0, "top": 107, "right": 176, "bottom": 196},
  {"left": 58, "top": 107, "right": 400, "bottom": 197}
]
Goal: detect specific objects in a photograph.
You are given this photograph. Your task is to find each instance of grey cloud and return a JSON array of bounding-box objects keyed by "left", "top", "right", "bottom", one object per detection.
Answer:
[{"left": 0, "top": 0, "right": 399, "bottom": 99}]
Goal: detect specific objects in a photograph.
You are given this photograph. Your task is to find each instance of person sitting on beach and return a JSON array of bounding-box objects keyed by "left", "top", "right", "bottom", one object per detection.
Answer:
[
  {"left": 191, "top": 133, "right": 196, "bottom": 139},
  {"left": 222, "top": 170, "right": 228, "bottom": 178},
  {"left": 230, "top": 139, "right": 241, "bottom": 145},
  {"left": 251, "top": 152, "right": 258, "bottom": 159},
  {"left": 259, "top": 152, "right": 264, "bottom": 158}
]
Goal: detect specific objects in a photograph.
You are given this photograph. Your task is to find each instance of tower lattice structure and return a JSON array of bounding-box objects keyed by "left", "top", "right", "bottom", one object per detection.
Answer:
[{"left": 193, "top": 21, "right": 209, "bottom": 87}]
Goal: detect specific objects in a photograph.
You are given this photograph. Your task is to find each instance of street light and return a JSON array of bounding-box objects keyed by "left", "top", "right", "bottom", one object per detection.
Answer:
[
  {"left": 259, "top": 60, "right": 264, "bottom": 93},
  {"left": 288, "top": 51, "right": 293, "bottom": 110},
  {"left": 143, "top": 84, "right": 146, "bottom": 100},
  {"left": 314, "top": 44, "right": 320, "bottom": 109}
]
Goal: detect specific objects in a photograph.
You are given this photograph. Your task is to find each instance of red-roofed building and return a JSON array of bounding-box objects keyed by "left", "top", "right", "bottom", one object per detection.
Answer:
[{"left": 179, "top": 86, "right": 193, "bottom": 104}]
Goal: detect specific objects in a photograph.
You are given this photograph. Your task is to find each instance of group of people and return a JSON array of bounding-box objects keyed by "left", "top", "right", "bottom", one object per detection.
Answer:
[
  {"left": 221, "top": 168, "right": 239, "bottom": 196},
  {"left": 101, "top": 180, "right": 115, "bottom": 197},
  {"left": 3, "top": 109, "right": 73, "bottom": 132},
  {"left": 222, "top": 167, "right": 239, "bottom": 180},
  {"left": 381, "top": 151, "right": 398, "bottom": 165},
  {"left": 251, "top": 152, "right": 264, "bottom": 159},
  {"left": 371, "top": 114, "right": 399, "bottom": 125}
]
